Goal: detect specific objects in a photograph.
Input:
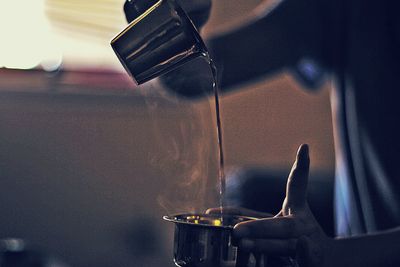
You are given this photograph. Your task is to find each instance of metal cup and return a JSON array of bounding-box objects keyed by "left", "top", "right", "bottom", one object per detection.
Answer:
[
  {"left": 110, "top": 0, "right": 208, "bottom": 84},
  {"left": 163, "top": 213, "right": 266, "bottom": 267}
]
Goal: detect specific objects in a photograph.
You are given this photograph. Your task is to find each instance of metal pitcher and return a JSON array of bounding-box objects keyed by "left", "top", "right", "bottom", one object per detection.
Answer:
[{"left": 110, "top": 0, "right": 208, "bottom": 84}]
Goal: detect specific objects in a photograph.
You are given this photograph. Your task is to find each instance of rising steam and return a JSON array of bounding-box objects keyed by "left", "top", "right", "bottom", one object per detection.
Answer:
[{"left": 140, "top": 80, "right": 219, "bottom": 215}]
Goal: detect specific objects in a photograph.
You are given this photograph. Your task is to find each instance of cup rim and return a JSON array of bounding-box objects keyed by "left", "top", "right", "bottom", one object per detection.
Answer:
[{"left": 163, "top": 213, "right": 258, "bottom": 229}]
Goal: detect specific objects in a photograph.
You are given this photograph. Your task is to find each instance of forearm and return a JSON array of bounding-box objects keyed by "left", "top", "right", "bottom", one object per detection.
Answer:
[
  {"left": 327, "top": 227, "right": 400, "bottom": 267},
  {"left": 160, "top": 0, "right": 329, "bottom": 97},
  {"left": 160, "top": 0, "right": 317, "bottom": 96}
]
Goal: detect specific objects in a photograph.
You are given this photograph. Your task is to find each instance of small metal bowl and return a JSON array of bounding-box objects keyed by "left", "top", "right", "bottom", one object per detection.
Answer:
[{"left": 163, "top": 213, "right": 257, "bottom": 267}]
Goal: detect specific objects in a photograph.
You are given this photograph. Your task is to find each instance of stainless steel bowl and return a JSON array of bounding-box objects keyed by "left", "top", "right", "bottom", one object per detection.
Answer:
[{"left": 163, "top": 213, "right": 259, "bottom": 267}]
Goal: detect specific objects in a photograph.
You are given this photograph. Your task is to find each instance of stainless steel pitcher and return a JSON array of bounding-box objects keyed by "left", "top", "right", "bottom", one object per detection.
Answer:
[{"left": 110, "top": 0, "right": 208, "bottom": 84}]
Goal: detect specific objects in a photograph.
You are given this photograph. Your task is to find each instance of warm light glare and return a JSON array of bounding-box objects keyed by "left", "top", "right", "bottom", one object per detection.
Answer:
[
  {"left": 0, "top": 0, "right": 62, "bottom": 70},
  {"left": 213, "top": 219, "right": 222, "bottom": 226}
]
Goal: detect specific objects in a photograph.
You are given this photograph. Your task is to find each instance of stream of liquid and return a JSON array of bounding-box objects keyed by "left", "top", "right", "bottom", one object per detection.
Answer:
[
  {"left": 204, "top": 54, "right": 225, "bottom": 224},
  {"left": 204, "top": 54, "right": 299, "bottom": 267}
]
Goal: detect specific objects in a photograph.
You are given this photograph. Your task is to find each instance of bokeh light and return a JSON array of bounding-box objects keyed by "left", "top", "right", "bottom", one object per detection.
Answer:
[{"left": 0, "top": 0, "right": 62, "bottom": 70}]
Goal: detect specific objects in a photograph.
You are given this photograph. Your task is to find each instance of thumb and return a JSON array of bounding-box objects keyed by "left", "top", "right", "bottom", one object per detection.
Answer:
[{"left": 285, "top": 144, "right": 310, "bottom": 210}]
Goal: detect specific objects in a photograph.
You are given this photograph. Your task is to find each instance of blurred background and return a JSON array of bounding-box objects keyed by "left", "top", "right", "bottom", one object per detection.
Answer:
[{"left": 0, "top": 0, "right": 334, "bottom": 266}]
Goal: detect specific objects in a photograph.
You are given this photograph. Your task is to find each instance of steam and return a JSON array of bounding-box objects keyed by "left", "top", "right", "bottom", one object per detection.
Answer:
[{"left": 140, "top": 80, "right": 218, "bottom": 215}]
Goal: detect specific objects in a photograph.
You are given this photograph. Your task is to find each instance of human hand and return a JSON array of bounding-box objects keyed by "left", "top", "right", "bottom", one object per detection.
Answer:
[
  {"left": 233, "top": 144, "right": 333, "bottom": 267},
  {"left": 206, "top": 206, "right": 272, "bottom": 219},
  {"left": 124, "top": 0, "right": 211, "bottom": 30},
  {"left": 177, "top": 0, "right": 212, "bottom": 29}
]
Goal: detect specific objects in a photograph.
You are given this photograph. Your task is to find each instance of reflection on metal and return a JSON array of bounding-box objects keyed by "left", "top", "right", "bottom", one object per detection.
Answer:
[
  {"left": 164, "top": 213, "right": 258, "bottom": 267},
  {"left": 111, "top": 0, "right": 208, "bottom": 84}
]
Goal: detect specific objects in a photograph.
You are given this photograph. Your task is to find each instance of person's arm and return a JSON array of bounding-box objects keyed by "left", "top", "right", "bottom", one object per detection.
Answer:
[
  {"left": 230, "top": 144, "right": 400, "bottom": 267},
  {"left": 160, "top": 0, "right": 331, "bottom": 98},
  {"left": 206, "top": 0, "right": 326, "bottom": 89}
]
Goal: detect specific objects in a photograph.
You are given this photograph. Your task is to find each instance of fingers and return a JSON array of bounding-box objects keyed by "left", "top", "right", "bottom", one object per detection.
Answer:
[
  {"left": 179, "top": 0, "right": 212, "bottom": 29},
  {"left": 206, "top": 206, "right": 243, "bottom": 215},
  {"left": 238, "top": 238, "right": 297, "bottom": 256},
  {"left": 234, "top": 216, "right": 309, "bottom": 239},
  {"left": 205, "top": 206, "right": 272, "bottom": 218},
  {"left": 285, "top": 144, "right": 310, "bottom": 210}
]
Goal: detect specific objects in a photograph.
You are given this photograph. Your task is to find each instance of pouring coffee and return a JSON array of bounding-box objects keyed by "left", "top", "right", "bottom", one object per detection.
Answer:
[
  {"left": 111, "top": 2, "right": 238, "bottom": 267},
  {"left": 111, "top": 1, "right": 255, "bottom": 266}
]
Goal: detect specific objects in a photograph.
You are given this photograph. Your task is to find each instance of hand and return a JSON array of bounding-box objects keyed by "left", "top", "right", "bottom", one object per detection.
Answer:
[
  {"left": 234, "top": 144, "right": 333, "bottom": 267},
  {"left": 206, "top": 206, "right": 273, "bottom": 218},
  {"left": 124, "top": 0, "right": 211, "bottom": 30},
  {"left": 177, "top": 0, "right": 212, "bottom": 29}
]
